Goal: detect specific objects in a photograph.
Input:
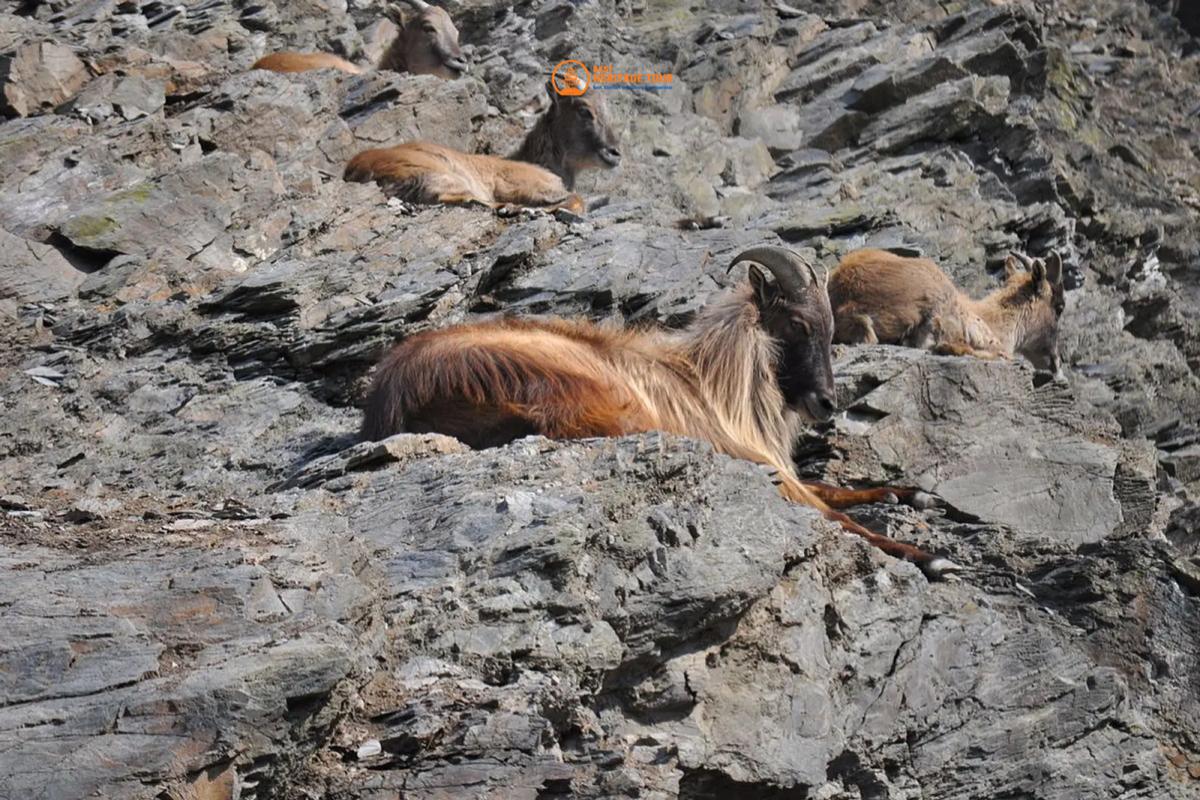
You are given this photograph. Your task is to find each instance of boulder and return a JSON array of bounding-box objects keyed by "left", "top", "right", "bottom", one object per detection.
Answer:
[{"left": 0, "top": 42, "right": 90, "bottom": 117}]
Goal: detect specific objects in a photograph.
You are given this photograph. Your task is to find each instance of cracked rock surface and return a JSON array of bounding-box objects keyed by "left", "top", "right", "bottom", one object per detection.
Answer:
[{"left": 1, "top": 0, "right": 1198, "bottom": 798}]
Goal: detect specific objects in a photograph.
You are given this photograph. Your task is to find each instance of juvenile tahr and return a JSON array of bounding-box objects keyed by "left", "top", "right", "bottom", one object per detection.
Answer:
[
  {"left": 252, "top": 0, "right": 466, "bottom": 79},
  {"left": 343, "top": 79, "right": 621, "bottom": 213},
  {"left": 828, "top": 248, "right": 1066, "bottom": 377}
]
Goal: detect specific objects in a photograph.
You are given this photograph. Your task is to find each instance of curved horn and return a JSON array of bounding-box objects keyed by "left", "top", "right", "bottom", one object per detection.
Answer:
[
  {"left": 400, "top": 0, "right": 432, "bottom": 10},
  {"left": 728, "top": 246, "right": 816, "bottom": 299},
  {"left": 1010, "top": 250, "right": 1036, "bottom": 270}
]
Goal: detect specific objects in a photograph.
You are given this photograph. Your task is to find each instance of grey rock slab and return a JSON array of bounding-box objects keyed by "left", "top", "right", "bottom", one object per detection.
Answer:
[
  {"left": 55, "top": 153, "right": 245, "bottom": 262},
  {"left": 495, "top": 222, "right": 772, "bottom": 321},
  {"left": 341, "top": 73, "right": 489, "bottom": 152},
  {"left": 273, "top": 432, "right": 469, "bottom": 490},
  {"left": 68, "top": 73, "right": 166, "bottom": 122},
  {"left": 0, "top": 520, "right": 377, "bottom": 800},
  {"left": 301, "top": 434, "right": 1196, "bottom": 799},
  {"left": 177, "top": 69, "right": 351, "bottom": 169},
  {"left": 682, "top": 15, "right": 812, "bottom": 135},
  {"left": 775, "top": 23, "right": 910, "bottom": 103},
  {"left": 858, "top": 74, "right": 1012, "bottom": 155},
  {"left": 349, "top": 434, "right": 821, "bottom": 663},
  {"left": 736, "top": 104, "right": 805, "bottom": 154},
  {"left": 0, "top": 114, "right": 159, "bottom": 236},
  {"left": 761, "top": 201, "right": 889, "bottom": 243},
  {"left": 846, "top": 55, "right": 969, "bottom": 114},
  {"left": 303, "top": 434, "right": 836, "bottom": 795},
  {"left": 666, "top": 539, "right": 1195, "bottom": 798},
  {"left": 826, "top": 347, "right": 1140, "bottom": 545},
  {"left": 0, "top": 226, "right": 87, "bottom": 302},
  {"left": 0, "top": 41, "right": 91, "bottom": 117}
]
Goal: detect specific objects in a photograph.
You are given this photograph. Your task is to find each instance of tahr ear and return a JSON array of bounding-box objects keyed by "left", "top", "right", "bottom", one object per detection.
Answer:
[
  {"left": 747, "top": 263, "right": 775, "bottom": 308},
  {"left": 546, "top": 78, "right": 560, "bottom": 104},
  {"left": 1045, "top": 251, "right": 1063, "bottom": 286},
  {"left": 386, "top": 4, "right": 407, "bottom": 27},
  {"left": 1031, "top": 258, "right": 1047, "bottom": 286}
]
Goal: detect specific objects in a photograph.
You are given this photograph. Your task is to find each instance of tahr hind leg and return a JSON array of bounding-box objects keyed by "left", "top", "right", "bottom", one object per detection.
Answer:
[
  {"left": 802, "top": 480, "right": 937, "bottom": 511},
  {"left": 723, "top": 444, "right": 956, "bottom": 579},
  {"left": 833, "top": 307, "right": 879, "bottom": 345},
  {"left": 931, "top": 341, "right": 1010, "bottom": 360}
]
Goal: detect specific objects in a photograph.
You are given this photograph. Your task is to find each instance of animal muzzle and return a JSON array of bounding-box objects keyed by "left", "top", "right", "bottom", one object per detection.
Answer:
[
  {"left": 801, "top": 390, "right": 836, "bottom": 423},
  {"left": 1049, "top": 352, "right": 1066, "bottom": 383},
  {"left": 436, "top": 46, "right": 468, "bottom": 75},
  {"left": 598, "top": 144, "right": 621, "bottom": 168}
]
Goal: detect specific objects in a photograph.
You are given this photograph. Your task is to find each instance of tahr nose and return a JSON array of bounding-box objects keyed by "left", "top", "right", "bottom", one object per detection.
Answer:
[{"left": 804, "top": 390, "right": 836, "bottom": 422}]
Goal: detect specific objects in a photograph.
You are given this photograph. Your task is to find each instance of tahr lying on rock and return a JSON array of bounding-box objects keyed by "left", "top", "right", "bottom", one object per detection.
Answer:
[{"left": 362, "top": 245, "right": 955, "bottom": 577}]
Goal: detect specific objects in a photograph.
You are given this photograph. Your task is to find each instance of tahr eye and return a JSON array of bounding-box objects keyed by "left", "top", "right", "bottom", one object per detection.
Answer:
[
  {"left": 790, "top": 315, "right": 810, "bottom": 335},
  {"left": 579, "top": 107, "right": 595, "bottom": 120},
  {"left": 424, "top": 24, "right": 437, "bottom": 33}
]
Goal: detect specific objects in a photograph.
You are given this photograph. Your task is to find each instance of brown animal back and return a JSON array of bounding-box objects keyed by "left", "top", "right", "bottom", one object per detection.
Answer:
[
  {"left": 829, "top": 249, "right": 961, "bottom": 339},
  {"left": 251, "top": 52, "right": 363, "bottom": 75},
  {"left": 344, "top": 141, "right": 455, "bottom": 176},
  {"left": 342, "top": 141, "right": 471, "bottom": 202},
  {"left": 361, "top": 318, "right": 649, "bottom": 444},
  {"left": 345, "top": 145, "right": 414, "bottom": 182},
  {"left": 483, "top": 154, "right": 570, "bottom": 202},
  {"left": 344, "top": 143, "right": 571, "bottom": 209},
  {"left": 829, "top": 249, "right": 955, "bottom": 305}
]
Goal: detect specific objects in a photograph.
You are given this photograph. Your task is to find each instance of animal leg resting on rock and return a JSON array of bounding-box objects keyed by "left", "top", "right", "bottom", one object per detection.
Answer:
[
  {"left": 768, "top": 472, "right": 957, "bottom": 578},
  {"left": 494, "top": 193, "right": 585, "bottom": 217},
  {"left": 932, "top": 341, "right": 1010, "bottom": 360},
  {"left": 801, "top": 480, "right": 938, "bottom": 510},
  {"left": 833, "top": 306, "right": 879, "bottom": 345},
  {"left": 437, "top": 192, "right": 493, "bottom": 208},
  {"left": 723, "top": 442, "right": 956, "bottom": 578}
]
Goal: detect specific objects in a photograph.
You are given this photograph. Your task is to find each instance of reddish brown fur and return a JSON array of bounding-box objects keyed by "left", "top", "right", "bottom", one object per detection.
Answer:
[
  {"left": 343, "top": 141, "right": 585, "bottom": 213},
  {"left": 362, "top": 254, "right": 955, "bottom": 576},
  {"left": 829, "top": 248, "right": 1066, "bottom": 372},
  {"left": 253, "top": 2, "right": 464, "bottom": 79},
  {"left": 251, "top": 52, "right": 363, "bottom": 75},
  {"left": 364, "top": 318, "right": 654, "bottom": 444},
  {"left": 343, "top": 78, "right": 619, "bottom": 213}
]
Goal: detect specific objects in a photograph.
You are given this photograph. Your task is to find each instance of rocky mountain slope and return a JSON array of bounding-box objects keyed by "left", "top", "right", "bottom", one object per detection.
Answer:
[{"left": 1, "top": 0, "right": 1198, "bottom": 797}]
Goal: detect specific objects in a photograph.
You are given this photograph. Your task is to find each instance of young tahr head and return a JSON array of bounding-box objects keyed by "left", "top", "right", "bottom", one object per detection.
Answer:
[
  {"left": 732, "top": 246, "right": 837, "bottom": 423},
  {"left": 545, "top": 79, "right": 622, "bottom": 173},
  {"left": 391, "top": 0, "right": 467, "bottom": 79},
  {"left": 1004, "top": 250, "right": 1066, "bottom": 377}
]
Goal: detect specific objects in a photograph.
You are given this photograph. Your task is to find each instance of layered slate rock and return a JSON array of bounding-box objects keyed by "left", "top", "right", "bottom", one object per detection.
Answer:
[
  {"left": 820, "top": 348, "right": 1155, "bottom": 546},
  {"left": 0, "top": 41, "right": 91, "bottom": 117},
  {"left": 0, "top": 516, "right": 377, "bottom": 799},
  {"left": 291, "top": 434, "right": 1199, "bottom": 799},
  {"left": 1, "top": 0, "right": 1199, "bottom": 797}
]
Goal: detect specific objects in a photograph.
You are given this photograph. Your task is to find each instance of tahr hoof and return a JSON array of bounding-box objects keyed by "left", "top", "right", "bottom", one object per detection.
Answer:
[
  {"left": 921, "top": 556, "right": 962, "bottom": 580},
  {"left": 554, "top": 207, "right": 586, "bottom": 224},
  {"left": 910, "top": 490, "right": 938, "bottom": 510}
]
